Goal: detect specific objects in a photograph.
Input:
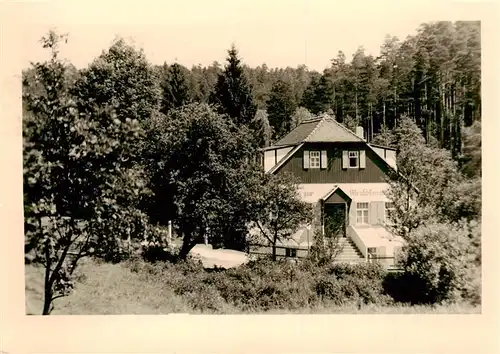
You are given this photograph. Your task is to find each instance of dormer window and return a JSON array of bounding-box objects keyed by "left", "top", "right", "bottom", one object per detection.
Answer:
[
  {"left": 342, "top": 150, "right": 366, "bottom": 169},
  {"left": 303, "top": 150, "right": 327, "bottom": 170},
  {"left": 348, "top": 151, "right": 359, "bottom": 168},
  {"left": 310, "top": 151, "right": 321, "bottom": 168}
]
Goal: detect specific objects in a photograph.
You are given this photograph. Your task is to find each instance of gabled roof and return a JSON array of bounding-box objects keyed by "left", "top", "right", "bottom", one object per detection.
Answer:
[
  {"left": 321, "top": 185, "right": 352, "bottom": 204},
  {"left": 273, "top": 114, "right": 364, "bottom": 147},
  {"left": 265, "top": 113, "right": 402, "bottom": 178},
  {"left": 267, "top": 143, "right": 304, "bottom": 174}
]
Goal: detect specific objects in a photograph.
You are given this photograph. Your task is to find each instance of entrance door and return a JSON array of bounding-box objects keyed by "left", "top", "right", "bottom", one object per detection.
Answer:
[{"left": 324, "top": 203, "right": 347, "bottom": 238}]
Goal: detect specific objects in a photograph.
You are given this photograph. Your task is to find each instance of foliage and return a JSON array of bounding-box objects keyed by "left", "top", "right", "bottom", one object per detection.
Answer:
[
  {"left": 72, "top": 37, "right": 161, "bottom": 125},
  {"left": 460, "top": 120, "right": 481, "bottom": 178},
  {"left": 160, "top": 62, "right": 192, "bottom": 114},
  {"left": 385, "top": 116, "right": 467, "bottom": 237},
  {"left": 340, "top": 114, "right": 359, "bottom": 133},
  {"left": 267, "top": 79, "right": 298, "bottom": 140},
  {"left": 301, "top": 72, "right": 333, "bottom": 115},
  {"left": 391, "top": 220, "right": 480, "bottom": 304},
  {"left": 209, "top": 45, "right": 257, "bottom": 126},
  {"left": 143, "top": 103, "right": 260, "bottom": 258},
  {"left": 23, "top": 31, "right": 150, "bottom": 314},
  {"left": 125, "top": 257, "right": 391, "bottom": 312},
  {"left": 251, "top": 173, "right": 314, "bottom": 261},
  {"left": 441, "top": 177, "right": 481, "bottom": 222},
  {"left": 249, "top": 109, "right": 272, "bottom": 148},
  {"left": 290, "top": 106, "right": 314, "bottom": 130},
  {"left": 371, "top": 124, "right": 394, "bottom": 147},
  {"left": 308, "top": 204, "right": 345, "bottom": 265}
]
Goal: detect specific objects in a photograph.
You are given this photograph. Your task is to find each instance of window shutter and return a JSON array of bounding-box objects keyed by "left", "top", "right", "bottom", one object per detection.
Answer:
[
  {"left": 360, "top": 150, "right": 366, "bottom": 169},
  {"left": 377, "top": 202, "right": 385, "bottom": 225},
  {"left": 303, "top": 150, "right": 310, "bottom": 169},
  {"left": 342, "top": 151, "right": 348, "bottom": 169},
  {"left": 369, "top": 202, "right": 378, "bottom": 225},
  {"left": 348, "top": 202, "right": 356, "bottom": 226},
  {"left": 320, "top": 150, "right": 327, "bottom": 169}
]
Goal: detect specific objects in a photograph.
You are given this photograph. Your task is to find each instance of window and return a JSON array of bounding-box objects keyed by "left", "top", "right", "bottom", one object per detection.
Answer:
[
  {"left": 367, "top": 247, "right": 378, "bottom": 258},
  {"left": 385, "top": 202, "right": 395, "bottom": 224},
  {"left": 342, "top": 150, "right": 365, "bottom": 169},
  {"left": 285, "top": 248, "right": 297, "bottom": 258},
  {"left": 356, "top": 202, "right": 369, "bottom": 224},
  {"left": 309, "top": 151, "right": 320, "bottom": 168},
  {"left": 348, "top": 151, "right": 359, "bottom": 168}
]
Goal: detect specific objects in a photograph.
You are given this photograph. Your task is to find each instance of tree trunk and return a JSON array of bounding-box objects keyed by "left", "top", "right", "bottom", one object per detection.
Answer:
[
  {"left": 272, "top": 232, "right": 278, "bottom": 261},
  {"left": 394, "top": 85, "right": 397, "bottom": 121},
  {"left": 370, "top": 103, "right": 374, "bottom": 141},
  {"left": 355, "top": 92, "right": 358, "bottom": 120},
  {"left": 178, "top": 236, "right": 196, "bottom": 260},
  {"left": 42, "top": 237, "right": 52, "bottom": 315},
  {"left": 439, "top": 81, "right": 444, "bottom": 147},
  {"left": 383, "top": 101, "right": 386, "bottom": 126},
  {"left": 42, "top": 270, "right": 53, "bottom": 315}
]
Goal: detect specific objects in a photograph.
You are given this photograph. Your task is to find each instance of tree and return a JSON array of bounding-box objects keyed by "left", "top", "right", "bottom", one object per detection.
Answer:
[
  {"left": 308, "top": 203, "right": 345, "bottom": 265},
  {"left": 144, "top": 103, "right": 260, "bottom": 259},
  {"left": 267, "top": 79, "right": 298, "bottom": 140},
  {"left": 252, "top": 173, "right": 314, "bottom": 261},
  {"left": 460, "top": 120, "right": 481, "bottom": 178},
  {"left": 398, "top": 220, "right": 480, "bottom": 304},
  {"left": 23, "top": 31, "right": 149, "bottom": 314},
  {"left": 209, "top": 45, "right": 257, "bottom": 126},
  {"left": 290, "top": 107, "right": 314, "bottom": 130},
  {"left": 301, "top": 72, "right": 333, "bottom": 115},
  {"left": 160, "top": 63, "right": 192, "bottom": 114},
  {"left": 249, "top": 109, "right": 272, "bottom": 148},
  {"left": 384, "top": 117, "right": 448, "bottom": 236},
  {"left": 340, "top": 114, "right": 359, "bottom": 133},
  {"left": 72, "top": 37, "right": 161, "bottom": 125},
  {"left": 371, "top": 124, "right": 394, "bottom": 147}
]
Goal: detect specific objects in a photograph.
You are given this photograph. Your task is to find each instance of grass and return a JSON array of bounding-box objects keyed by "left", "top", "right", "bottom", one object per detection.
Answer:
[
  {"left": 25, "top": 258, "right": 480, "bottom": 315},
  {"left": 25, "top": 259, "right": 194, "bottom": 315}
]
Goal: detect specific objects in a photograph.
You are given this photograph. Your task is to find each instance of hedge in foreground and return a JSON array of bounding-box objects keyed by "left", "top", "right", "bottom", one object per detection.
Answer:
[{"left": 128, "top": 257, "right": 393, "bottom": 312}]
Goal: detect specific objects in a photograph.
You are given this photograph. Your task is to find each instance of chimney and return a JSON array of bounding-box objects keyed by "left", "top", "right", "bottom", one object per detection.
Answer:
[{"left": 355, "top": 126, "right": 364, "bottom": 139}]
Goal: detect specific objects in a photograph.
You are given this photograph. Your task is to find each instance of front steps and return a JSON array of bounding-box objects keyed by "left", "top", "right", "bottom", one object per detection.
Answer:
[{"left": 333, "top": 237, "right": 365, "bottom": 263}]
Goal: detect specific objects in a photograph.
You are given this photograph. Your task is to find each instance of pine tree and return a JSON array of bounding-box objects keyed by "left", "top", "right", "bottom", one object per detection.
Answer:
[
  {"left": 267, "top": 79, "right": 297, "bottom": 140},
  {"left": 301, "top": 72, "right": 333, "bottom": 115},
  {"left": 372, "top": 124, "right": 394, "bottom": 147},
  {"left": 250, "top": 109, "right": 272, "bottom": 148},
  {"left": 209, "top": 45, "right": 257, "bottom": 126},
  {"left": 160, "top": 63, "right": 191, "bottom": 114},
  {"left": 340, "top": 114, "right": 359, "bottom": 133}
]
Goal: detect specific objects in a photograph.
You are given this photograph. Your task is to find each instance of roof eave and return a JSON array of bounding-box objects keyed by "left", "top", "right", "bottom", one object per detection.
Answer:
[
  {"left": 267, "top": 143, "right": 304, "bottom": 174},
  {"left": 259, "top": 143, "right": 297, "bottom": 151},
  {"left": 368, "top": 143, "right": 397, "bottom": 151}
]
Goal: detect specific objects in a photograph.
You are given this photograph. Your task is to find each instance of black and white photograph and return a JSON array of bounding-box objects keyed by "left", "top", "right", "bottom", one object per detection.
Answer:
[{"left": 1, "top": 0, "right": 498, "bottom": 352}]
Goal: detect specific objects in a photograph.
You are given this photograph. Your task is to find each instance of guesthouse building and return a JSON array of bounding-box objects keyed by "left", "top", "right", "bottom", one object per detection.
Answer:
[{"left": 250, "top": 114, "right": 404, "bottom": 267}]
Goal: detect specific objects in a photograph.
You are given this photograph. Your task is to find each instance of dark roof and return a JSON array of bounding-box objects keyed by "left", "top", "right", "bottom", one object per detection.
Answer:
[
  {"left": 273, "top": 114, "right": 364, "bottom": 147},
  {"left": 273, "top": 118, "right": 323, "bottom": 146}
]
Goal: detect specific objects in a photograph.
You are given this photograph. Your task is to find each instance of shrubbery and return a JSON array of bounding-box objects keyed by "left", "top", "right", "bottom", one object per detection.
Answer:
[
  {"left": 125, "top": 257, "right": 392, "bottom": 313},
  {"left": 383, "top": 220, "right": 481, "bottom": 305}
]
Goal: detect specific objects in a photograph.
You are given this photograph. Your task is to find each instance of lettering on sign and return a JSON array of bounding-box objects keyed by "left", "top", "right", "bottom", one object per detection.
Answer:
[{"left": 349, "top": 188, "right": 385, "bottom": 197}]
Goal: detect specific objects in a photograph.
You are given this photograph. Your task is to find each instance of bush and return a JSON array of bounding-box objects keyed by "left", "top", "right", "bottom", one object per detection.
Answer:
[
  {"left": 313, "top": 262, "right": 391, "bottom": 306},
  {"left": 124, "top": 250, "right": 481, "bottom": 313},
  {"left": 388, "top": 220, "right": 480, "bottom": 305}
]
